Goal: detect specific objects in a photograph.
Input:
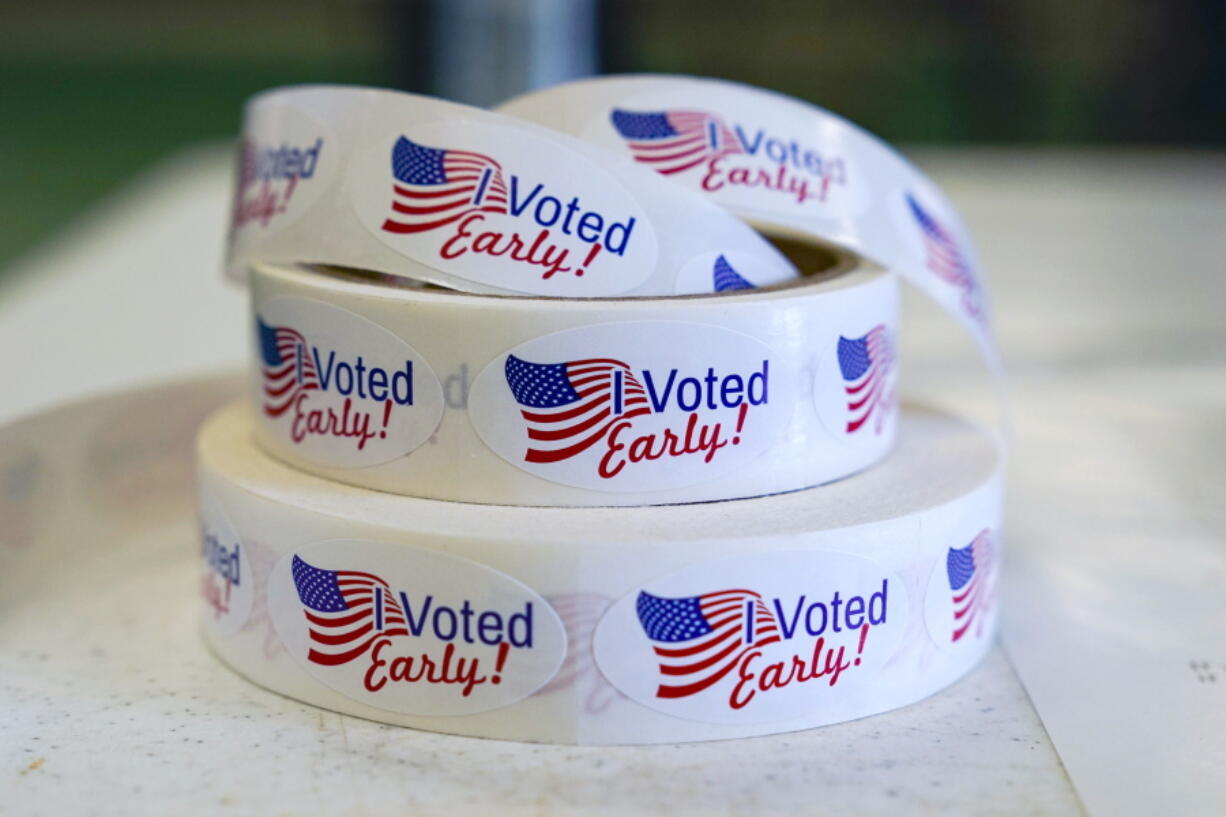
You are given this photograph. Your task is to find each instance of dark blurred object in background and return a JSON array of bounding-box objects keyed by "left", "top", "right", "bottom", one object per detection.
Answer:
[
  {"left": 2, "top": 0, "right": 1223, "bottom": 269},
  {"left": 603, "top": 0, "right": 1226, "bottom": 145}
]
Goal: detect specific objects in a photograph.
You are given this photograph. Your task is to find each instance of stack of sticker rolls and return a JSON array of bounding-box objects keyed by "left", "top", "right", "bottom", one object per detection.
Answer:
[{"left": 198, "top": 77, "right": 1004, "bottom": 744}]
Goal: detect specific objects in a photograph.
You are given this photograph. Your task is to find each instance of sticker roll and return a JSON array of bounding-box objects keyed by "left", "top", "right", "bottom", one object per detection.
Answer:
[
  {"left": 199, "top": 400, "right": 1004, "bottom": 745},
  {"left": 227, "top": 85, "right": 803, "bottom": 298},
  {"left": 248, "top": 261, "right": 899, "bottom": 506},
  {"left": 497, "top": 75, "right": 1000, "bottom": 368}
]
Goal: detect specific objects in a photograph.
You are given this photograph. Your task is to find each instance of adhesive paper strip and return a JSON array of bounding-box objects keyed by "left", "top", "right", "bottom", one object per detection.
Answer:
[{"left": 248, "top": 262, "right": 899, "bottom": 506}]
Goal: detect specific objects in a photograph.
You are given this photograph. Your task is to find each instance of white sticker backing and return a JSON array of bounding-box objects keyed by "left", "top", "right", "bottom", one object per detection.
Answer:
[
  {"left": 267, "top": 539, "right": 567, "bottom": 716},
  {"left": 594, "top": 549, "right": 906, "bottom": 725},
  {"left": 468, "top": 321, "right": 793, "bottom": 493},
  {"left": 253, "top": 296, "right": 444, "bottom": 468}
]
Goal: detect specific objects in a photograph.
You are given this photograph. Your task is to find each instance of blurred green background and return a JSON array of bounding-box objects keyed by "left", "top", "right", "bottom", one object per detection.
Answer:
[{"left": 2, "top": 0, "right": 1222, "bottom": 269}]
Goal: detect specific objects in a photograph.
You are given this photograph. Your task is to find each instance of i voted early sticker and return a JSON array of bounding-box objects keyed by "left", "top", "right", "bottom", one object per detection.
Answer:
[
  {"left": 673, "top": 249, "right": 787, "bottom": 294},
  {"left": 594, "top": 549, "right": 907, "bottom": 725},
  {"left": 582, "top": 84, "right": 872, "bottom": 225},
  {"left": 812, "top": 321, "right": 899, "bottom": 450},
  {"left": 231, "top": 103, "right": 334, "bottom": 238},
  {"left": 198, "top": 489, "right": 253, "bottom": 637},
  {"left": 253, "top": 296, "right": 444, "bottom": 468},
  {"left": 350, "top": 121, "right": 660, "bottom": 297},
  {"left": 889, "top": 175, "right": 987, "bottom": 328},
  {"left": 267, "top": 540, "right": 567, "bottom": 716},
  {"left": 468, "top": 321, "right": 793, "bottom": 493}
]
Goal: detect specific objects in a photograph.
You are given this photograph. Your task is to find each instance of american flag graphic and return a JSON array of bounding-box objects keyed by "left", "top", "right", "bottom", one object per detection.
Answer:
[
  {"left": 636, "top": 589, "right": 781, "bottom": 699},
  {"left": 381, "top": 135, "right": 509, "bottom": 234},
  {"left": 905, "top": 193, "right": 982, "bottom": 318},
  {"left": 258, "top": 317, "right": 318, "bottom": 418},
  {"left": 837, "top": 324, "right": 894, "bottom": 434},
  {"left": 712, "top": 254, "right": 755, "bottom": 292},
  {"left": 503, "top": 354, "right": 652, "bottom": 464},
  {"left": 291, "top": 555, "right": 410, "bottom": 666},
  {"left": 947, "top": 529, "right": 995, "bottom": 643},
  {"left": 610, "top": 108, "right": 743, "bottom": 175}
]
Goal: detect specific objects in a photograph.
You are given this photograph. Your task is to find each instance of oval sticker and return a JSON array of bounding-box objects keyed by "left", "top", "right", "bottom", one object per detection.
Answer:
[
  {"left": 199, "top": 489, "right": 254, "bottom": 637},
  {"left": 889, "top": 178, "right": 987, "bottom": 326},
  {"left": 594, "top": 549, "right": 907, "bottom": 725},
  {"left": 252, "top": 296, "right": 445, "bottom": 468},
  {"left": 812, "top": 321, "right": 899, "bottom": 449},
  {"left": 924, "top": 528, "right": 999, "bottom": 650},
  {"left": 468, "top": 321, "right": 793, "bottom": 493},
  {"left": 267, "top": 539, "right": 567, "bottom": 716},
  {"left": 351, "top": 121, "right": 660, "bottom": 296},
  {"left": 231, "top": 103, "right": 335, "bottom": 239},
  {"left": 582, "top": 85, "right": 873, "bottom": 223},
  {"left": 673, "top": 249, "right": 794, "bottom": 294}
]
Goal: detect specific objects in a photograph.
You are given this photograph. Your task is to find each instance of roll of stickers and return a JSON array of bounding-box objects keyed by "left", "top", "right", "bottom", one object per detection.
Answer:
[
  {"left": 248, "top": 262, "right": 899, "bottom": 506},
  {"left": 227, "top": 85, "right": 802, "bottom": 298},
  {"left": 199, "top": 400, "right": 1003, "bottom": 745},
  {"left": 497, "top": 75, "right": 999, "bottom": 368}
]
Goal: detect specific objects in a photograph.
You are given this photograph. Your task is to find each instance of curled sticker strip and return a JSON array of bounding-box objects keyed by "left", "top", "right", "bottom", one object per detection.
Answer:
[
  {"left": 227, "top": 85, "right": 800, "bottom": 298},
  {"left": 199, "top": 400, "right": 1003, "bottom": 745},
  {"left": 497, "top": 74, "right": 1000, "bottom": 370}
]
